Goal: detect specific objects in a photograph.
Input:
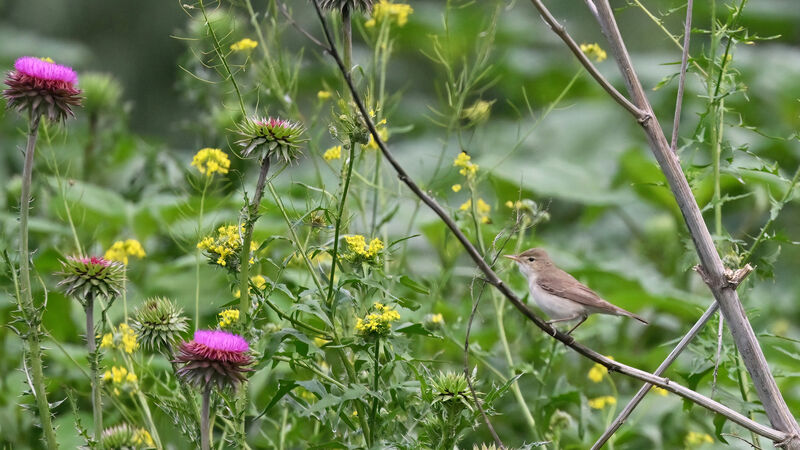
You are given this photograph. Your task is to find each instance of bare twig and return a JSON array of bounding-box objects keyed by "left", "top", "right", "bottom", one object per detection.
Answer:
[
  {"left": 591, "top": 302, "right": 720, "bottom": 449},
  {"left": 712, "top": 315, "right": 725, "bottom": 397},
  {"left": 585, "top": 0, "right": 800, "bottom": 445},
  {"left": 308, "top": 0, "right": 790, "bottom": 443},
  {"left": 670, "top": 0, "right": 694, "bottom": 152}
]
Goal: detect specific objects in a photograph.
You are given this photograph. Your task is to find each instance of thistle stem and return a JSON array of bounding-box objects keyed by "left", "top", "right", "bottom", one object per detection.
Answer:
[
  {"left": 239, "top": 156, "right": 270, "bottom": 320},
  {"left": 195, "top": 176, "right": 210, "bottom": 330},
  {"left": 201, "top": 387, "right": 212, "bottom": 450},
  {"left": 18, "top": 113, "right": 59, "bottom": 449},
  {"left": 325, "top": 141, "right": 357, "bottom": 309},
  {"left": 85, "top": 294, "right": 103, "bottom": 448}
]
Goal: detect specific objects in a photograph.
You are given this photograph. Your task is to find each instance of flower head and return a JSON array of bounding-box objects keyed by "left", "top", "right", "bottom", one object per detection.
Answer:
[
  {"left": 230, "top": 38, "right": 258, "bottom": 52},
  {"left": 197, "top": 225, "right": 258, "bottom": 271},
  {"left": 355, "top": 302, "right": 400, "bottom": 337},
  {"left": 588, "top": 395, "right": 617, "bottom": 409},
  {"left": 461, "top": 99, "right": 494, "bottom": 124},
  {"left": 323, "top": 145, "right": 342, "bottom": 161},
  {"left": 80, "top": 72, "right": 123, "bottom": 116},
  {"left": 365, "top": 118, "right": 389, "bottom": 150},
  {"left": 685, "top": 431, "right": 714, "bottom": 446},
  {"left": 365, "top": 1, "right": 413, "bottom": 28},
  {"left": 587, "top": 356, "right": 613, "bottom": 383},
  {"left": 319, "top": 0, "right": 374, "bottom": 12},
  {"left": 453, "top": 152, "right": 478, "bottom": 179},
  {"left": 459, "top": 198, "right": 491, "bottom": 223},
  {"left": 236, "top": 116, "right": 307, "bottom": 163},
  {"left": 100, "top": 323, "right": 139, "bottom": 354},
  {"left": 234, "top": 274, "right": 267, "bottom": 299},
  {"left": 317, "top": 90, "right": 332, "bottom": 100},
  {"left": 218, "top": 309, "right": 240, "bottom": 328},
  {"left": 101, "top": 423, "right": 154, "bottom": 449},
  {"left": 174, "top": 330, "right": 253, "bottom": 390},
  {"left": 3, "top": 56, "right": 82, "bottom": 121},
  {"left": 580, "top": 43, "right": 607, "bottom": 62},
  {"left": 431, "top": 371, "right": 473, "bottom": 411},
  {"left": 344, "top": 235, "right": 384, "bottom": 263},
  {"left": 102, "top": 366, "right": 139, "bottom": 396},
  {"left": 58, "top": 256, "right": 124, "bottom": 305},
  {"left": 131, "top": 297, "right": 189, "bottom": 354},
  {"left": 104, "top": 239, "right": 146, "bottom": 266},
  {"left": 191, "top": 148, "right": 230, "bottom": 177}
]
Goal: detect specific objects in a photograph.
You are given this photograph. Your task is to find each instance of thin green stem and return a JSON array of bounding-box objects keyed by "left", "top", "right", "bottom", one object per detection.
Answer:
[
  {"left": 743, "top": 164, "right": 800, "bottom": 262},
  {"left": 198, "top": 0, "right": 247, "bottom": 118},
  {"left": 239, "top": 157, "right": 271, "bottom": 320},
  {"left": 195, "top": 176, "right": 210, "bottom": 331},
  {"left": 325, "top": 142, "right": 358, "bottom": 308},
  {"left": 122, "top": 268, "right": 128, "bottom": 323},
  {"left": 368, "top": 339, "right": 381, "bottom": 446},
  {"left": 18, "top": 113, "right": 59, "bottom": 450}
]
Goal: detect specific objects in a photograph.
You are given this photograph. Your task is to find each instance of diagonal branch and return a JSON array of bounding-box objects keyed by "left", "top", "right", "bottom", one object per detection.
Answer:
[
  {"left": 308, "top": 0, "right": 789, "bottom": 444},
  {"left": 670, "top": 0, "right": 693, "bottom": 151}
]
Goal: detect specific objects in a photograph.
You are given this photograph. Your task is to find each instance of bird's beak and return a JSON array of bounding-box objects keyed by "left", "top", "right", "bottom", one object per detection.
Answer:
[{"left": 503, "top": 254, "right": 519, "bottom": 262}]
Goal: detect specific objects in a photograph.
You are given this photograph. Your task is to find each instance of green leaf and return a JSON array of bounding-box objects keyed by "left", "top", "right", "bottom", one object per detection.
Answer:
[{"left": 398, "top": 275, "right": 430, "bottom": 294}]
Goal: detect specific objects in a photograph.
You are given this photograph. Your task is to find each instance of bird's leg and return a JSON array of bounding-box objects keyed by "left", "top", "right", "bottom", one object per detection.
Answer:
[
  {"left": 566, "top": 316, "right": 588, "bottom": 335},
  {"left": 546, "top": 314, "right": 583, "bottom": 325}
]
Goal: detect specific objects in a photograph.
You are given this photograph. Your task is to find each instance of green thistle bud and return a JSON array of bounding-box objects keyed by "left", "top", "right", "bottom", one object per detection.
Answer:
[
  {"left": 80, "top": 72, "right": 123, "bottom": 116},
  {"left": 236, "top": 116, "right": 307, "bottom": 164},
  {"left": 318, "top": 0, "right": 374, "bottom": 13},
  {"left": 101, "top": 423, "right": 155, "bottom": 449},
  {"left": 57, "top": 256, "right": 124, "bottom": 305},
  {"left": 131, "top": 297, "right": 189, "bottom": 354},
  {"left": 430, "top": 371, "right": 474, "bottom": 412}
]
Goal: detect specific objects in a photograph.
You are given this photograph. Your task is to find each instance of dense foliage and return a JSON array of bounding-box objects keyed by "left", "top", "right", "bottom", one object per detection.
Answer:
[{"left": 1, "top": 0, "right": 800, "bottom": 448}]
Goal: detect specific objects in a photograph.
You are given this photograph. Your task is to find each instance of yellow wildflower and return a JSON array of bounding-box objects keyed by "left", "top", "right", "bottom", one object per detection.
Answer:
[
  {"left": 451, "top": 184, "right": 462, "bottom": 193},
  {"left": 41, "top": 57, "right": 55, "bottom": 63},
  {"left": 191, "top": 148, "right": 230, "bottom": 177},
  {"left": 100, "top": 333, "right": 114, "bottom": 349},
  {"left": 197, "top": 224, "right": 258, "bottom": 268},
  {"left": 218, "top": 309, "right": 240, "bottom": 328},
  {"left": 314, "top": 337, "right": 330, "bottom": 348},
  {"left": 355, "top": 302, "right": 401, "bottom": 336},
  {"left": 588, "top": 396, "right": 617, "bottom": 410},
  {"left": 453, "top": 152, "right": 478, "bottom": 178},
  {"left": 323, "top": 145, "right": 342, "bottom": 161},
  {"left": 685, "top": 431, "right": 714, "bottom": 445},
  {"left": 652, "top": 386, "right": 668, "bottom": 396},
  {"left": 104, "top": 239, "right": 146, "bottom": 266},
  {"left": 133, "top": 429, "right": 155, "bottom": 447},
  {"left": 459, "top": 198, "right": 491, "bottom": 223},
  {"left": 365, "top": 0, "right": 413, "bottom": 28},
  {"left": 365, "top": 119, "right": 389, "bottom": 150},
  {"left": 580, "top": 43, "right": 607, "bottom": 62},
  {"left": 230, "top": 38, "right": 258, "bottom": 52},
  {"left": 344, "top": 235, "right": 384, "bottom": 261},
  {"left": 119, "top": 323, "right": 139, "bottom": 354},
  {"left": 317, "top": 90, "right": 332, "bottom": 100},
  {"left": 588, "top": 356, "right": 614, "bottom": 383},
  {"left": 103, "top": 366, "right": 138, "bottom": 395},
  {"left": 234, "top": 274, "right": 267, "bottom": 298},
  {"left": 431, "top": 313, "right": 443, "bottom": 324}
]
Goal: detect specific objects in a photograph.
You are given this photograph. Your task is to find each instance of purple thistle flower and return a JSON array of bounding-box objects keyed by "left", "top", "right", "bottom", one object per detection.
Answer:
[
  {"left": 174, "top": 330, "right": 253, "bottom": 390},
  {"left": 3, "top": 56, "right": 82, "bottom": 121}
]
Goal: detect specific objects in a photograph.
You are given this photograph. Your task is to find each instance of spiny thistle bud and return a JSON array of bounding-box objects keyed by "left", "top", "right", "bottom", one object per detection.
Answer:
[
  {"left": 430, "top": 371, "right": 474, "bottom": 412},
  {"left": 101, "top": 423, "right": 155, "bottom": 449},
  {"left": 3, "top": 56, "right": 82, "bottom": 122},
  {"left": 174, "top": 330, "right": 253, "bottom": 390},
  {"left": 236, "top": 116, "right": 306, "bottom": 163},
  {"left": 319, "top": 0, "right": 374, "bottom": 13},
  {"left": 131, "top": 297, "right": 189, "bottom": 354},
  {"left": 80, "top": 72, "right": 123, "bottom": 117},
  {"left": 57, "top": 256, "right": 124, "bottom": 305}
]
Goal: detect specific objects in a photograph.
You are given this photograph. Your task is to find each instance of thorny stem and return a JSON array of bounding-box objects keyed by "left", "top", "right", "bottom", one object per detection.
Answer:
[
  {"left": 325, "top": 141, "right": 357, "bottom": 308},
  {"left": 311, "top": 0, "right": 792, "bottom": 444},
  {"left": 85, "top": 295, "right": 103, "bottom": 449},
  {"left": 239, "top": 156, "right": 271, "bottom": 319},
  {"left": 201, "top": 387, "right": 212, "bottom": 450},
  {"left": 18, "top": 113, "right": 59, "bottom": 449}
]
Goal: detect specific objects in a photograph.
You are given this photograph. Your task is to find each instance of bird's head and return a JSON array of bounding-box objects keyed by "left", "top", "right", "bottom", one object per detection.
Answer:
[{"left": 504, "top": 248, "right": 552, "bottom": 278}]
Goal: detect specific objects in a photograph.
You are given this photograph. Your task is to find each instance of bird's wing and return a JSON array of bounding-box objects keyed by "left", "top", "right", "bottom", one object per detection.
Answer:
[{"left": 537, "top": 269, "right": 619, "bottom": 311}]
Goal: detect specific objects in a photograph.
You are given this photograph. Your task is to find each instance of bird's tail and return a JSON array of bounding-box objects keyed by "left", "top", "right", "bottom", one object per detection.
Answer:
[{"left": 617, "top": 308, "right": 648, "bottom": 325}]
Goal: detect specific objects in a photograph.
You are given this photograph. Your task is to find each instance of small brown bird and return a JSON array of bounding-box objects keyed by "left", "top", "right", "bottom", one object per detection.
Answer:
[{"left": 505, "top": 248, "right": 647, "bottom": 334}]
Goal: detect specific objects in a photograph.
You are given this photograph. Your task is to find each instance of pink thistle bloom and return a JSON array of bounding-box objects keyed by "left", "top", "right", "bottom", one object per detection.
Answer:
[
  {"left": 75, "top": 256, "right": 112, "bottom": 267},
  {"left": 174, "top": 330, "right": 253, "bottom": 390},
  {"left": 3, "top": 56, "right": 82, "bottom": 121}
]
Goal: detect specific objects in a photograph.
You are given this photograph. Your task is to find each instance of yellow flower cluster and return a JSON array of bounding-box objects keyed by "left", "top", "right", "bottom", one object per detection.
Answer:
[
  {"left": 317, "top": 90, "right": 332, "bottom": 100},
  {"left": 355, "top": 302, "right": 401, "bottom": 336},
  {"left": 218, "top": 309, "right": 240, "bottom": 328},
  {"left": 100, "top": 323, "right": 139, "bottom": 354},
  {"left": 234, "top": 274, "right": 267, "bottom": 298},
  {"left": 197, "top": 225, "right": 257, "bottom": 267},
  {"left": 430, "top": 313, "right": 443, "bottom": 324},
  {"left": 230, "top": 38, "right": 258, "bottom": 51},
  {"left": 453, "top": 152, "right": 478, "bottom": 178},
  {"left": 104, "top": 239, "right": 146, "bottom": 266},
  {"left": 133, "top": 429, "right": 155, "bottom": 448},
  {"left": 588, "top": 395, "right": 617, "bottom": 409},
  {"left": 459, "top": 198, "right": 491, "bottom": 224},
  {"left": 103, "top": 366, "right": 138, "bottom": 395},
  {"left": 451, "top": 184, "right": 462, "bottom": 192},
  {"left": 580, "top": 43, "right": 607, "bottom": 62},
  {"left": 685, "top": 431, "right": 714, "bottom": 445},
  {"left": 365, "top": 0, "right": 413, "bottom": 28},
  {"left": 366, "top": 119, "right": 389, "bottom": 151},
  {"left": 323, "top": 145, "right": 342, "bottom": 161},
  {"left": 652, "top": 386, "right": 668, "bottom": 396},
  {"left": 587, "top": 356, "right": 613, "bottom": 383},
  {"left": 345, "top": 235, "right": 384, "bottom": 260},
  {"left": 191, "top": 148, "right": 230, "bottom": 177}
]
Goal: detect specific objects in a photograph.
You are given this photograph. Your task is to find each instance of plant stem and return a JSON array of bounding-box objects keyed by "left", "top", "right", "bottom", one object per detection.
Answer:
[
  {"left": 85, "top": 294, "right": 103, "bottom": 448},
  {"left": 368, "top": 339, "right": 381, "bottom": 446},
  {"left": 239, "top": 156, "right": 271, "bottom": 320},
  {"left": 325, "top": 141, "right": 357, "bottom": 308},
  {"left": 201, "top": 387, "right": 212, "bottom": 450},
  {"left": 196, "top": 176, "right": 210, "bottom": 330},
  {"left": 342, "top": 3, "right": 353, "bottom": 95},
  {"left": 18, "top": 113, "right": 59, "bottom": 450},
  {"left": 122, "top": 267, "right": 128, "bottom": 323}
]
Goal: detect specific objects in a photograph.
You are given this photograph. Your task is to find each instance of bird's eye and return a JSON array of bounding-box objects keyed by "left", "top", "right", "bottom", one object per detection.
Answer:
[{"left": 527, "top": 257, "right": 535, "bottom": 262}]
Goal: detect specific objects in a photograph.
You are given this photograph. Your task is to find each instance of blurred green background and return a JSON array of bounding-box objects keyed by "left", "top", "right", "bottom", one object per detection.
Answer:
[{"left": 2, "top": 0, "right": 800, "bottom": 448}]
